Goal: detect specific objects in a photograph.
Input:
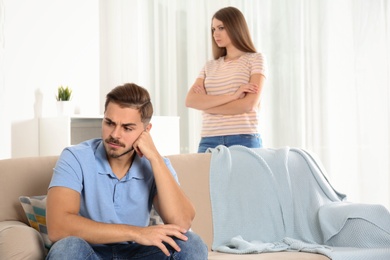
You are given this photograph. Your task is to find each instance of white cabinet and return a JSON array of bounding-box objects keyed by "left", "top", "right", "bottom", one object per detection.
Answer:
[{"left": 39, "top": 116, "right": 180, "bottom": 156}]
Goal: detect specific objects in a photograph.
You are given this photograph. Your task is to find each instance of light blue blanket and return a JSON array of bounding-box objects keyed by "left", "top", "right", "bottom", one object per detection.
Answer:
[{"left": 209, "top": 145, "right": 390, "bottom": 259}]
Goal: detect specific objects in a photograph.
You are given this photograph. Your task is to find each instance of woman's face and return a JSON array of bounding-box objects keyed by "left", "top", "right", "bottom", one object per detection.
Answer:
[{"left": 212, "top": 18, "right": 231, "bottom": 48}]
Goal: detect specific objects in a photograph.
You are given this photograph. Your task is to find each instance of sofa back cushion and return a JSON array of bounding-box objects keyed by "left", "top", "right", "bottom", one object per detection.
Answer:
[
  {"left": 0, "top": 153, "right": 213, "bottom": 248},
  {"left": 0, "top": 156, "right": 59, "bottom": 224},
  {"left": 167, "top": 153, "right": 213, "bottom": 249}
]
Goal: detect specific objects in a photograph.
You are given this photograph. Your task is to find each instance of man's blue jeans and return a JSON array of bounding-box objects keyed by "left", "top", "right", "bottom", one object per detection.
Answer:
[
  {"left": 198, "top": 134, "right": 262, "bottom": 153},
  {"left": 46, "top": 231, "right": 208, "bottom": 260}
]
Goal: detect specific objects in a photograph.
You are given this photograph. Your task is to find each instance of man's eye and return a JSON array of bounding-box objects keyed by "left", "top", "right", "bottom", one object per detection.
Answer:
[{"left": 124, "top": 127, "right": 133, "bottom": 132}]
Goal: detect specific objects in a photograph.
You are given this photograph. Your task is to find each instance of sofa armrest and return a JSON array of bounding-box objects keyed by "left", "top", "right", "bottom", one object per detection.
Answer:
[{"left": 0, "top": 221, "right": 46, "bottom": 260}]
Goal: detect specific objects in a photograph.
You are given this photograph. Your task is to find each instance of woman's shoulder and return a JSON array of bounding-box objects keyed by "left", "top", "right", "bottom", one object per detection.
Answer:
[
  {"left": 244, "top": 52, "right": 265, "bottom": 61},
  {"left": 207, "top": 56, "right": 224, "bottom": 63},
  {"left": 204, "top": 57, "right": 224, "bottom": 68}
]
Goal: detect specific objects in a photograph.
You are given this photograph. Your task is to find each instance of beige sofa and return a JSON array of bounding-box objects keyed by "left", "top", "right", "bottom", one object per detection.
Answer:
[{"left": 0, "top": 153, "right": 329, "bottom": 260}]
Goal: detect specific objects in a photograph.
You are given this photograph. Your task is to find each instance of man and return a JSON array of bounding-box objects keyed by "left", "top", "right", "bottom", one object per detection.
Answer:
[{"left": 46, "top": 83, "right": 208, "bottom": 259}]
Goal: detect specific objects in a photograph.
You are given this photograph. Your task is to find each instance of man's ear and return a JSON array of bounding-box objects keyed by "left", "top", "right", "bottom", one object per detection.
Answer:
[{"left": 145, "top": 123, "right": 152, "bottom": 132}]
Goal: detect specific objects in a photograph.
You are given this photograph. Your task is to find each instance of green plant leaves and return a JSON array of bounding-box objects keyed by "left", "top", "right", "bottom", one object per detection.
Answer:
[{"left": 56, "top": 86, "right": 72, "bottom": 101}]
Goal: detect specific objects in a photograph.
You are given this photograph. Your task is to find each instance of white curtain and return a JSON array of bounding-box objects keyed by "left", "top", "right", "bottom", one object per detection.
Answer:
[
  {"left": 0, "top": 0, "right": 6, "bottom": 159},
  {"left": 100, "top": 0, "right": 390, "bottom": 209}
]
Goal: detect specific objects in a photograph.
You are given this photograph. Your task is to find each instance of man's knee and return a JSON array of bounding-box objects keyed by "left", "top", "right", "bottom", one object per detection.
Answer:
[
  {"left": 177, "top": 231, "right": 208, "bottom": 259},
  {"left": 46, "top": 236, "right": 95, "bottom": 260}
]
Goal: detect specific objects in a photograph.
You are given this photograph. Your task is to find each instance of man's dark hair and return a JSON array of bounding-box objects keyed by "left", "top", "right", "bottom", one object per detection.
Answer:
[{"left": 105, "top": 83, "right": 153, "bottom": 124}]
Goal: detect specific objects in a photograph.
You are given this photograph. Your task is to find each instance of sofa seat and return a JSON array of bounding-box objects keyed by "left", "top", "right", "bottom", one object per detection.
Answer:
[
  {"left": 208, "top": 251, "right": 329, "bottom": 259},
  {"left": 0, "top": 220, "right": 45, "bottom": 259}
]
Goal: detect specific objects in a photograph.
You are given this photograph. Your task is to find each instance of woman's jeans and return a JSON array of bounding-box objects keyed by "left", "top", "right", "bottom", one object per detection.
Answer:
[
  {"left": 198, "top": 134, "right": 262, "bottom": 153},
  {"left": 46, "top": 231, "right": 208, "bottom": 260}
]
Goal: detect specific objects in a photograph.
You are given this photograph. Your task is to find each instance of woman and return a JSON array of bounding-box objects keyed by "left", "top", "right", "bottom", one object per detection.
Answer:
[{"left": 185, "top": 6, "right": 267, "bottom": 153}]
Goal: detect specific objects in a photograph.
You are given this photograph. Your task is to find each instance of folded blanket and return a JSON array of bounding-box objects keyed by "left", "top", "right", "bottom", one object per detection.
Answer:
[
  {"left": 319, "top": 202, "right": 390, "bottom": 247},
  {"left": 208, "top": 145, "right": 390, "bottom": 259},
  {"left": 214, "top": 236, "right": 332, "bottom": 256}
]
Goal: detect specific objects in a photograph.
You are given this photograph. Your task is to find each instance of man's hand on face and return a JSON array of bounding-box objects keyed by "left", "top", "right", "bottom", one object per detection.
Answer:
[
  {"left": 132, "top": 130, "right": 159, "bottom": 160},
  {"left": 133, "top": 224, "right": 188, "bottom": 256}
]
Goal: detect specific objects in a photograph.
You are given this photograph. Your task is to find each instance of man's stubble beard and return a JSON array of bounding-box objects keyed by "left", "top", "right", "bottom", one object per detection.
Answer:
[
  {"left": 105, "top": 136, "right": 134, "bottom": 158},
  {"left": 108, "top": 146, "right": 134, "bottom": 158}
]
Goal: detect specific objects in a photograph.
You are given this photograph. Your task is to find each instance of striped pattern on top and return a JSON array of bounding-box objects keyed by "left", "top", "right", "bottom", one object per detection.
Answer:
[{"left": 198, "top": 52, "right": 266, "bottom": 137}]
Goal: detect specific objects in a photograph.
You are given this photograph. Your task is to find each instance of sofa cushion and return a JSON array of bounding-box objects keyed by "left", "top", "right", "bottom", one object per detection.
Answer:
[
  {"left": 0, "top": 221, "right": 46, "bottom": 260},
  {"left": 19, "top": 195, "right": 53, "bottom": 249},
  {"left": 149, "top": 205, "right": 164, "bottom": 225},
  {"left": 166, "top": 153, "right": 213, "bottom": 248},
  {"left": 0, "top": 156, "right": 59, "bottom": 224},
  {"left": 208, "top": 251, "right": 330, "bottom": 259}
]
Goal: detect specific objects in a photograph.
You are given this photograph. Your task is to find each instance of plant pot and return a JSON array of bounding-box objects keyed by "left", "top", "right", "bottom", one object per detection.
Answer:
[{"left": 56, "top": 101, "right": 73, "bottom": 116}]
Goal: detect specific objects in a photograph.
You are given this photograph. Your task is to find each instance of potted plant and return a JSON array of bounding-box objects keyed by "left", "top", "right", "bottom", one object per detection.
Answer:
[
  {"left": 56, "top": 86, "right": 73, "bottom": 116},
  {"left": 56, "top": 85, "right": 72, "bottom": 101}
]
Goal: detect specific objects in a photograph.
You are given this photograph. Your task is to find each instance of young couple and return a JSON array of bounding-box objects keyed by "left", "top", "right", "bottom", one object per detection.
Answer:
[{"left": 45, "top": 6, "right": 266, "bottom": 260}]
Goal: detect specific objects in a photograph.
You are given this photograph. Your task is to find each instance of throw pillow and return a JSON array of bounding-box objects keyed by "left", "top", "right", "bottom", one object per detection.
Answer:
[
  {"left": 149, "top": 205, "right": 164, "bottom": 225},
  {"left": 19, "top": 195, "right": 53, "bottom": 249}
]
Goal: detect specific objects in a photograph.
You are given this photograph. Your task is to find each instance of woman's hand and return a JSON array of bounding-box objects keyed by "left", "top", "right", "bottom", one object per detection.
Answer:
[
  {"left": 192, "top": 84, "right": 207, "bottom": 94},
  {"left": 233, "top": 83, "right": 259, "bottom": 99}
]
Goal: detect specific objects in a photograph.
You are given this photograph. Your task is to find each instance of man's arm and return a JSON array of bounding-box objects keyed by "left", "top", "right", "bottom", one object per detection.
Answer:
[
  {"left": 150, "top": 158, "right": 195, "bottom": 230},
  {"left": 46, "top": 186, "right": 188, "bottom": 256},
  {"left": 46, "top": 187, "right": 132, "bottom": 243},
  {"left": 132, "top": 131, "right": 196, "bottom": 230}
]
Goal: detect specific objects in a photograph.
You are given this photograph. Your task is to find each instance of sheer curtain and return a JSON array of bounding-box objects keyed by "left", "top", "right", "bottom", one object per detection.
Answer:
[
  {"left": 318, "top": 1, "right": 390, "bottom": 207},
  {"left": 100, "top": 0, "right": 390, "bottom": 209},
  {"left": 0, "top": 0, "right": 6, "bottom": 159}
]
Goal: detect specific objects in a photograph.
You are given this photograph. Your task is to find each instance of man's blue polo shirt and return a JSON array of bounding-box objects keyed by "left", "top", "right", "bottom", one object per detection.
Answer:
[{"left": 49, "top": 138, "right": 179, "bottom": 227}]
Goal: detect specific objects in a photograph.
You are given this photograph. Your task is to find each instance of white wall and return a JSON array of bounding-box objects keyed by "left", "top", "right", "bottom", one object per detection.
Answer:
[{"left": 0, "top": 0, "right": 100, "bottom": 158}]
